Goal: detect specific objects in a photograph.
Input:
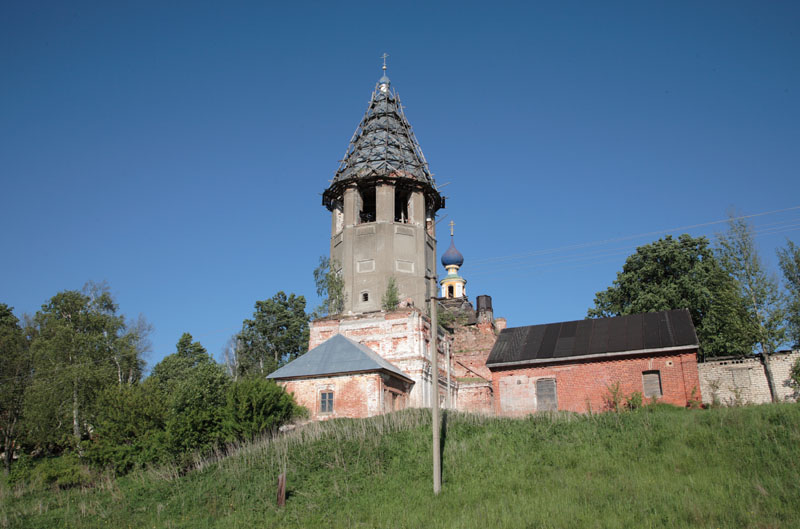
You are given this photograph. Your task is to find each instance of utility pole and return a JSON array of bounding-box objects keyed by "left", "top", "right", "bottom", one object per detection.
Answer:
[{"left": 428, "top": 274, "right": 441, "bottom": 495}]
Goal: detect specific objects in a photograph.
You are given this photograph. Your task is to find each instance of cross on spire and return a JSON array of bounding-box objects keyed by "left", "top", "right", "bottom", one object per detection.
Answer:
[
  {"left": 449, "top": 220, "right": 455, "bottom": 237},
  {"left": 381, "top": 53, "right": 389, "bottom": 72}
]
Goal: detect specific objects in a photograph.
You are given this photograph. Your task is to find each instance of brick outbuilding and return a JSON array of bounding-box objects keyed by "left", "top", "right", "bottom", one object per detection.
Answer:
[
  {"left": 486, "top": 309, "right": 702, "bottom": 415},
  {"left": 268, "top": 334, "right": 414, "bottom": 420}
]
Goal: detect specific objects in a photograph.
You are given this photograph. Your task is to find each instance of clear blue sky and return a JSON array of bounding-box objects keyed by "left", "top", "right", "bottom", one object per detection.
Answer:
[{"left": 3, "top": 1, "right": 799, "bottom": 369}]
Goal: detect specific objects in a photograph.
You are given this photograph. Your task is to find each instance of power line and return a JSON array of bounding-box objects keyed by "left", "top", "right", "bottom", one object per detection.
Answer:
[{"left": 469, "top": 205, "right": 800, "bottom": 268}]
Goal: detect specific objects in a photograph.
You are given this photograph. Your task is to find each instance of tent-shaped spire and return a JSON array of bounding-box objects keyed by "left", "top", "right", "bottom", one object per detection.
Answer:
[{"left": 332, "top": 75, "right": 435, "bottom": 186}]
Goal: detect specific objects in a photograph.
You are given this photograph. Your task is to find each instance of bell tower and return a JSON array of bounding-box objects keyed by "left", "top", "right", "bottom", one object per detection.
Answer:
[{"left": 322, "top": 63, "right": 444, "bottom": 314}]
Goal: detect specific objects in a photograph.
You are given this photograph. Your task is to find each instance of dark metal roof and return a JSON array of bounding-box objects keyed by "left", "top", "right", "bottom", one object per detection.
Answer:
[
  {"left": 267, "top": 333, "right": 413, "bottom": 383},
  {"left": 486, "top": 309, "right": 699, "bottom": 369}
]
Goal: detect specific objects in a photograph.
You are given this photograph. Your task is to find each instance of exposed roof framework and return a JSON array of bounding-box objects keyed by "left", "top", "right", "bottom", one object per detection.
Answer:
[{"left": 323, "top": 76, "right": 443, "bottom": 210}]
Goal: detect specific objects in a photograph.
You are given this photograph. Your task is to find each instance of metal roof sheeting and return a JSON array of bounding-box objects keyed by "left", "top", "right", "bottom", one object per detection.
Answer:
[
  {"left": 486, "top": 309, "right": 699, "bottom": 368},
  {"left": 267, "top": 333, "right": 413, "bottom": 383}
]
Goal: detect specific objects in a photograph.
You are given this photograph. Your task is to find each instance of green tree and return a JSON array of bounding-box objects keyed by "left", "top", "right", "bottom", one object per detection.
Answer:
[
  {"left": 238, "top": 292, "right": 309, "bottom": 376},
  {"left": 84, "top": 382, "right": 169, "bottom": 475},
  {"left": 588, "top": 234, "right": 755, "bottom": 357},
  {"left": 313, "top": 256, "right": 345, "bottom": 318},
  {"left": 716, "top": 216, "right": 786, "bottom": 355},
  {"left": 0, "top": 304, "right": 31, "bottom": 473},
  {"left": 382, "top": 277, "right": 400, "bottom": 311},
  {"left": 149, "top": 333, "right": 230, "bottom": 459},
  {"left": 24, "top": 285, "right": 144, "bottom": 454},
  {"left": 221, "top": 378, "right": 296, "bottom": 442},
  {"left": 149, "top": 332, "right": 212, "bottom": 390},
  {"left": 777, "top": 240, "right": 800, "bottom": 347}
]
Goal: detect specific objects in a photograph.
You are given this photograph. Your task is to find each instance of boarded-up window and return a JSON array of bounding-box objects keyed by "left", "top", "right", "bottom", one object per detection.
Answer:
[
  {"left": 536, "top": 378, "right": 557, "bottom": 411},
  {"left": 730, "top": 368, "right": 750, "bottom": 388},
  {"left": 642, "top": 371, "right": 662, "bottom": 398}
]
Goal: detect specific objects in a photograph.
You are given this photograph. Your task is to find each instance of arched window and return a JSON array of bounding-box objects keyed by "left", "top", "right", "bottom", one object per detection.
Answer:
[{"left": 358, "top": 186, "right": 376, "bottom": 223}]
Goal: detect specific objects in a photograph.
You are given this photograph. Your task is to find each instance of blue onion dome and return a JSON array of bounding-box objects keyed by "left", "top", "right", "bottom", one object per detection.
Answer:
[
  {"left": 441, "top": 237, "right": 464, "bottom": 267},
  {"left": 379, "top": 74, "right": 391, "bottom": 86}
]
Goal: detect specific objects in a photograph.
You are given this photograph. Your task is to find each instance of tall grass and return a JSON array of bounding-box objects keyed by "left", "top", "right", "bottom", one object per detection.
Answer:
[{"left": 3, "top": 404, "right": 799, "bottom": 528}]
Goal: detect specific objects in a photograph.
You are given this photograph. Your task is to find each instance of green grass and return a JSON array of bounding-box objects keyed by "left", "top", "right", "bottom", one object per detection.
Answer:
[{"left": 3, "top": 404, "right": 800, "bottom": 528}]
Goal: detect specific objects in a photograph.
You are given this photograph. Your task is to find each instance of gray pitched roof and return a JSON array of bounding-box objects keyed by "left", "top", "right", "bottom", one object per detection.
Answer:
[
  {"left": 486, "top": 309, "right": 699, "bottom": 369},
  {"left": 267, "top": 333, "right": 413, "bottom": 383}
]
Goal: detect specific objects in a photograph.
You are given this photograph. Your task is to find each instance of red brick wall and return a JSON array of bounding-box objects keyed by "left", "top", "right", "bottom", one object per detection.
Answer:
[
  {"left": 451, "top": 324, "right": 497, "bottom": 380},
  {"left": 492, "top": 351, "right": 701, "bottom": 415},
  {"left": 457, "top": 381, "right": 493, "bottom": 414},
  {"left": 280, "top": 373, "right": 380, "bottom": 420},
  {"left": 279, "top": 372, "right": 413, "bottom": 421}
]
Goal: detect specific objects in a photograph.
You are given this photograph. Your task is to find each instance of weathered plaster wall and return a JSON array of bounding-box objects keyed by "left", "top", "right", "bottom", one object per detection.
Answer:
[
  {"left": 698, "top": 350, "right": 799, "bottom": 405},
  {"left": 491, "top": 351, "right": 700, "bottom": 416},
  {"left": 309, "top": 309, "right": 454, "bottom": 409}
]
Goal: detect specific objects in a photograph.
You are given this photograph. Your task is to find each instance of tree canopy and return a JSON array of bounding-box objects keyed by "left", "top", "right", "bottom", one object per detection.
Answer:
[
  {"left": 778, "top": 240, "right": 800, "bottom": 347},
  {"left": 716, "top": 216, "right": 785, "bottom": 355},
  {"left": 313, "top": 256, "right": 345, "bottom": 318},
  {"left": 23, "top": 286, "right": 148, "bottom": 453},
  {"left": 588, "top": 234, "right": 755, "bottom": 357},
  {"left": 237, "top": 292, "right": 310, "bottom": 377},
  {"left": 0, "top": 303, "right": 31, "bottom": 472}
]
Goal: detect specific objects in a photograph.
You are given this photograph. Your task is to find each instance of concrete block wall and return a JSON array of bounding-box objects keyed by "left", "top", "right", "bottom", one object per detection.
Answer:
[
  {"left": 770, "top": 351, "right": 800, "bottom": 401},
  {"left": 698, "top": 350, "right": 799, "bottom": 405},
  {"left": 491, "top": 351, "right": 700, "bottom": 416}
]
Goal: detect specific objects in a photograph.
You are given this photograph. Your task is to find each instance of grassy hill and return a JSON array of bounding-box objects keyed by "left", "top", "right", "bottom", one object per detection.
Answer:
[{"left": 3, "top": 404, "right": 800, "bottom": 528}]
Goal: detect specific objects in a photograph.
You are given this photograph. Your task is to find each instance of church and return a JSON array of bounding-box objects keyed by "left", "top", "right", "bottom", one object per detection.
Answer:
[{"left": 267, "top": 64, "right": 703, "bottom": 419}]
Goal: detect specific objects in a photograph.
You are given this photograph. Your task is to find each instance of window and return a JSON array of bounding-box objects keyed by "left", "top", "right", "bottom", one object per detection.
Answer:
[
  {"left": 447, "top": 285, "right": 454, "bottom": 298},
  {"left": 642, "top": 371, "right": 662, "bottom": 398},
  {"left": 536, "top": 378, "right": 557, "bottom": 411},
  {"left": 358, "top": 186, "right": 376, "bottom": 223},
  {"left": 394, "top": 188, "right": 410, "bottom": 223},
  {"left": 361, "top": 292, "right": 369, "bottom": 302},
  {"left": 320, "top": 391, "right": 334, "bottom": 413}
]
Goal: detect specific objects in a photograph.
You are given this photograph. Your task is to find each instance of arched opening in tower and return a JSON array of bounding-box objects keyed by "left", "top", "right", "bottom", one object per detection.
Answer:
[
  {"left": 395, "top": 187, "right": 411, "bottom": 223},
  {"left": 358, "top": 185, "right": 376, "bottom": 223}
]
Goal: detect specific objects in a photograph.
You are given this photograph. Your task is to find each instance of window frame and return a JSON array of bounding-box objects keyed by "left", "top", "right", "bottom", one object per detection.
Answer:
[{"left": 319, "top": 391, "right": 334, "bottom": 414}]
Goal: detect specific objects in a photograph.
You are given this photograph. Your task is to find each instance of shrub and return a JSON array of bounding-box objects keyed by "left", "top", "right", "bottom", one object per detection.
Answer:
[
  {"left": 32, "top": 454, "right": 91, "bottom": 489},
  {"left": 790, "top": 357, "right": 800, "bottom": 399},
  {"left": 382, "top": 277, "right": 400, "bottom": 311},
  {"left": 625, "top": 391, "right": 644, "bottom": 410},
  {"left": 222, "top": 378, "right": 297, "bottom": 442},
  {"left": 603, "top": 382, "right": 624, "bottom": 412},
  {"left": 7, "top": 453, "right": 34, "bottom": 486},
  {"left": 85, "top": 383, "right": 170, "bottom": 475}
]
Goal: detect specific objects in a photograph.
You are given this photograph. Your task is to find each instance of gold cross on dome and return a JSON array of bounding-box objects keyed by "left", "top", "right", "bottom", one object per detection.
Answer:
[{"left": 449, "top": 220, "right": 455, "bottom": 237}]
